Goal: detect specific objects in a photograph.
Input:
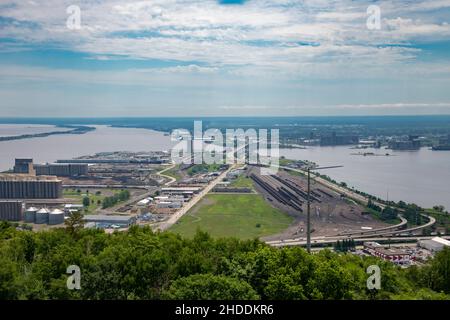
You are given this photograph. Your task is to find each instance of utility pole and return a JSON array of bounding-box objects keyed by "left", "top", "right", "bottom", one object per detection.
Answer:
[
  {"left": 307, "top": 168, "right": 311, "bottom": 253},
  {"left": 269, "top": 163, "right": 342, "bottom": 254},
  {"left": 305, "top": 165, "right": 343, "bottom": 253}
]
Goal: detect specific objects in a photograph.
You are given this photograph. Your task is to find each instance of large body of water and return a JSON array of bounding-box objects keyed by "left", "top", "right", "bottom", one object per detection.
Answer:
[
  {"left": 0, "top": 124, "right": 71, "bottom": 137},
  {"left": 0, "top": 125, "right": 174, "bottom": 171},
  {"left": 281, "top": 147, "right": 450, "bottom": 210},
  {"left": 1, "top": 124, "right": 449, "bottom": 210}
]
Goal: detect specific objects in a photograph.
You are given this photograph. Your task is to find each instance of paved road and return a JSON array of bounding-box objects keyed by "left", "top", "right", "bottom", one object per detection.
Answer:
[
  {"left": 263, "top": 165, "right": 436, "bottom": 246},
  {"left": 157, "top": 164, "right": 177, "bottom": 186},
  {"left": 266, "top": 214, "right": 437, "bottom": 247},
  {"left": 268, "top": 234, "right": 449, "bottom": 247},
  {"left": 337, "top": 215, "right": 408, "bottom": 236},
  {"left": 63, "top": 184, "right": 150, "bottom": 189},
  {"left": 154, "top": 164, "right": 236, "bottom": 231}
]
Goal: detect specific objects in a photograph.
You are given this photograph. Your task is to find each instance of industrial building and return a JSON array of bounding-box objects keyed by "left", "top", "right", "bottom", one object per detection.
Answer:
[
  {"left": 0, "top": 201, "right": 24, "bottom": 221},
  {"left": 34, "top": 163, "right": 88, "bottom": 176},
  {"left": 12, "top": 158, "right": 88, "bottom": 177},
  {"left": 48, "top": 209, "right": 65, "bottom": 225},
  {"left": 13, "top": 158, "right": 35, "bottom": 175},
  {"left": 363, "top": 242, "right": 412, "bottom": 265},
  {"left": 160, "top": 187, "right": 200, "bottom": 196},
  {"left": 419, "top": 237, "right": 450, "bottom": 253},
  {"left": 35, "top": 208, "right": 50, "bottom": 224},
  {"left": 24, "top": 207, "right": 38, "bottom": 223},
  {"left": 0, "top": 174, "right": 62, "bottom": 199},
  {"left": 83, "top": 215, "right": 136, "bottom": 227},
  {"left": 156, "top": 201, "right": 183, "bottom": 209}
]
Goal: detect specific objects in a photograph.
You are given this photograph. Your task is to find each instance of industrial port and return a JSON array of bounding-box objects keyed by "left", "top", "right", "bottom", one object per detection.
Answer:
[{"left": 0, "top": 147, "right": 449, "bottom": 266}]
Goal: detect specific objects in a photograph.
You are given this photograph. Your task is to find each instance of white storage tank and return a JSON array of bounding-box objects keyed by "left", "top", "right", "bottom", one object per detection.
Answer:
[
  {"left": 49, "top": 209, "right": 65, "bottom": 225},
  {"left": 24, "top": 207, "right": 38, "bottom": 223},
  {"left": 35, "top": 208, "right": 50, "bottom": 224}
]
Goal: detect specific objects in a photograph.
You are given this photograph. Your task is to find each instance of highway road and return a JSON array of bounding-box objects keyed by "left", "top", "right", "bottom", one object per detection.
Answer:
[
  {"left": 268, "top": 235, "right": 449, "bottom": 247},
  {"left": 337, "top": 215, "right": 408, "bottom": 236},
  {"left": 266, "top": 214, "right": 437, "bottom": 247},
  {"left": 262, "top": 165, "right": 436, "bottom": 246}
]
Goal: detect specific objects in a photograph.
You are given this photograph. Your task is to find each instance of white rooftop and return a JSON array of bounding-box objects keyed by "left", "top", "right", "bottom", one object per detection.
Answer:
[{"left": 431, "top": 237, "right": 450, "bottom": 246}]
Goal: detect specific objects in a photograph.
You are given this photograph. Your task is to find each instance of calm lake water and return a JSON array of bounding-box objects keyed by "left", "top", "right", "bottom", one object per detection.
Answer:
[
  {"left": 1, "top": 124, "right": 449, "bottom": 210},
  {"left": 0, "top": 125, "right": 174, "bottom": 171},
  {"left": 280, "top": 147, "right": 450, "bottom": 210},
  {"left": 0, "top": 124, "right": 71, "bottom": 137}
]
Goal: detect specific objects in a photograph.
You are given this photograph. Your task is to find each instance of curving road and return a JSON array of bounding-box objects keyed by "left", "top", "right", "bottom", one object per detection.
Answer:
[
  {"left": 264, "top": 165, "right": 436, "bottom": 247},
  {"left": 154, "top": 164, "right": 236, "bottom": 231}
]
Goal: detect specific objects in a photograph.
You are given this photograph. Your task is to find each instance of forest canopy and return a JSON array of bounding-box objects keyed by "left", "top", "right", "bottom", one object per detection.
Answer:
[{"left": 0, "top": 221, "right": 449, "bottom": 300}]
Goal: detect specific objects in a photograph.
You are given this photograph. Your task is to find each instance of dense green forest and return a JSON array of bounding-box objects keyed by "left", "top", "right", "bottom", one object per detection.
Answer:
[{"left": 0, "top": 221, "right": 449, "bottom": 300}]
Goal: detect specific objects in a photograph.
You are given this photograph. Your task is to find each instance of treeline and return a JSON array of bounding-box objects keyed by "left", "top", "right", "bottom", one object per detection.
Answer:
[
  {"left": 367, "top": 200, "right": 399, "bottom": 222},
  {"left": 334, "top": 239, "right": 356, "bottom": 252},
  {"left": 0, "top": 222, "right": 449, "bottom": 300},
  {"left": 101, "top": 190, "right": 130, "bottom": 209},
  {"left": 367, "top": 199, "right": 424, "bottom": 225}
]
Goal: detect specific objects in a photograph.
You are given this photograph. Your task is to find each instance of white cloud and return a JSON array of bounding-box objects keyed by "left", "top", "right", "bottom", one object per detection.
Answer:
[{"left": 0, "top": 0, "right": 449, "bottom": 75}]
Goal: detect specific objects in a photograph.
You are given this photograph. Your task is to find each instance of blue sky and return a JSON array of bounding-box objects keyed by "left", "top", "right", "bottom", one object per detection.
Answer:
[{"left": 1, "top": 0, "right": 450, "bottom": 117}]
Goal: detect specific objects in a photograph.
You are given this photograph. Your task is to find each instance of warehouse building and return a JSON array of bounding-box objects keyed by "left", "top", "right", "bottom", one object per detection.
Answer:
[
  {"left": 0, "top": 201, "right": 24, "bottom": 221},
  {"left": 363, "top": 242, "right": 411, "bottom": 265},
  {"left": 13, "top": 158, "right": 35, "bottom": 175},
  {"left": 83, "top": 215, "right": 136, "bottom": 227},
  {"left": 34, "top": 163, "right": 88, "bottom": 176},
  {"left": 419, "top": 237, "right": 450, "bottom": 253},
  {"left": 0, "top": 174, "right": 62, "bottom": 199}
]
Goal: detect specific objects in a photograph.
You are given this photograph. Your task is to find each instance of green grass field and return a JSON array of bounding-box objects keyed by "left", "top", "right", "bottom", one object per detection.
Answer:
[
  {"left": 229, "top": 175, "right": 254, "bottom": 189},
  {"left": 63, "top": 189, "right": 107, "bottom": 213},
  {"left": 162, "top": 164, "right": 183, "bottom": 181},
  {"left": 170, "top": 194, "right": 293, "bottom": 239}
]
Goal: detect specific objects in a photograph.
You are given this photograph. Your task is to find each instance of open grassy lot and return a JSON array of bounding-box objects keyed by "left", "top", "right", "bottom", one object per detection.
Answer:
[
  {"left": 170, "top": 194, "right": 293, "bottom": 239},
  {"left": 187, "top": 164, "right": 222, "bottom": 176},
  {"left": 63, "top": 189, "right": 110, "bottom": 213},
  {"left": 229, "top": 175, "right": 254, "bottom": 189},
  {"left": 162, "top": 164, "right": 183, "bottom": 181}
]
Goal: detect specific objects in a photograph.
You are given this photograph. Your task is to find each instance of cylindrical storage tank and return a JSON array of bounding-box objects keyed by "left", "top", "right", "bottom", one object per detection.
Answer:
[
  {"left": 24, "top": 207, "right": 38, "bottom": 223},
  {"left": 49, "top": 209, "right": 65, "bottom": 225},
  {"left": 35, "top": 208, "right": 49, "bottom": 224}
]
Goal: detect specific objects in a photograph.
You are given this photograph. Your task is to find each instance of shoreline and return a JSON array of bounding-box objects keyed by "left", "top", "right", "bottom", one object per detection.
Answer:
[{"left": 0, "top": 125, "right": 96, "bottom": 142}]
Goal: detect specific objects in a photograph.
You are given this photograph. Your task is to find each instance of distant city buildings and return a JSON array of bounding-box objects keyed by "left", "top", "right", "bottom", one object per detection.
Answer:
[
  {"left": 388, "top": 135, "right": 421, "bottom": 150},
  {"left": 432, "top": 134, "right": 450, "bottom": 151},
  {"left": 320, "top": 132, "right": 359, "bottom": 146}
]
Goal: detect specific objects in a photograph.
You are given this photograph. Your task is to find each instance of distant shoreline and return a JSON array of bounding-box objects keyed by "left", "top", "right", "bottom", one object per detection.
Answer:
[{"left": 0, "top": 125, "right": 95, "bottom": 142}]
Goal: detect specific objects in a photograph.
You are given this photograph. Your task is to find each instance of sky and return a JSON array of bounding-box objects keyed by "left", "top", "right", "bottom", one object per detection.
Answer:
[{"left": 1, "top": 0, "right": 450, "bottom": 117}]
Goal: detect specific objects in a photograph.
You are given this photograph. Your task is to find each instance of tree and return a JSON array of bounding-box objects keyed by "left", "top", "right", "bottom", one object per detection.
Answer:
[
  {"left": 64, "top": 211, "right": 85, "bottom": 236},
  {"left": 82, "top": 196, "right": 90, "bottom": 207},
  {"left": 428, "top": 247, "right": 450, "bottom": 293},
  {"left": 264, "top": 274, "right": 306, "bottom": 299},
  {"left": 162, "top": 274, "right": 259, "bottom": 300}
]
